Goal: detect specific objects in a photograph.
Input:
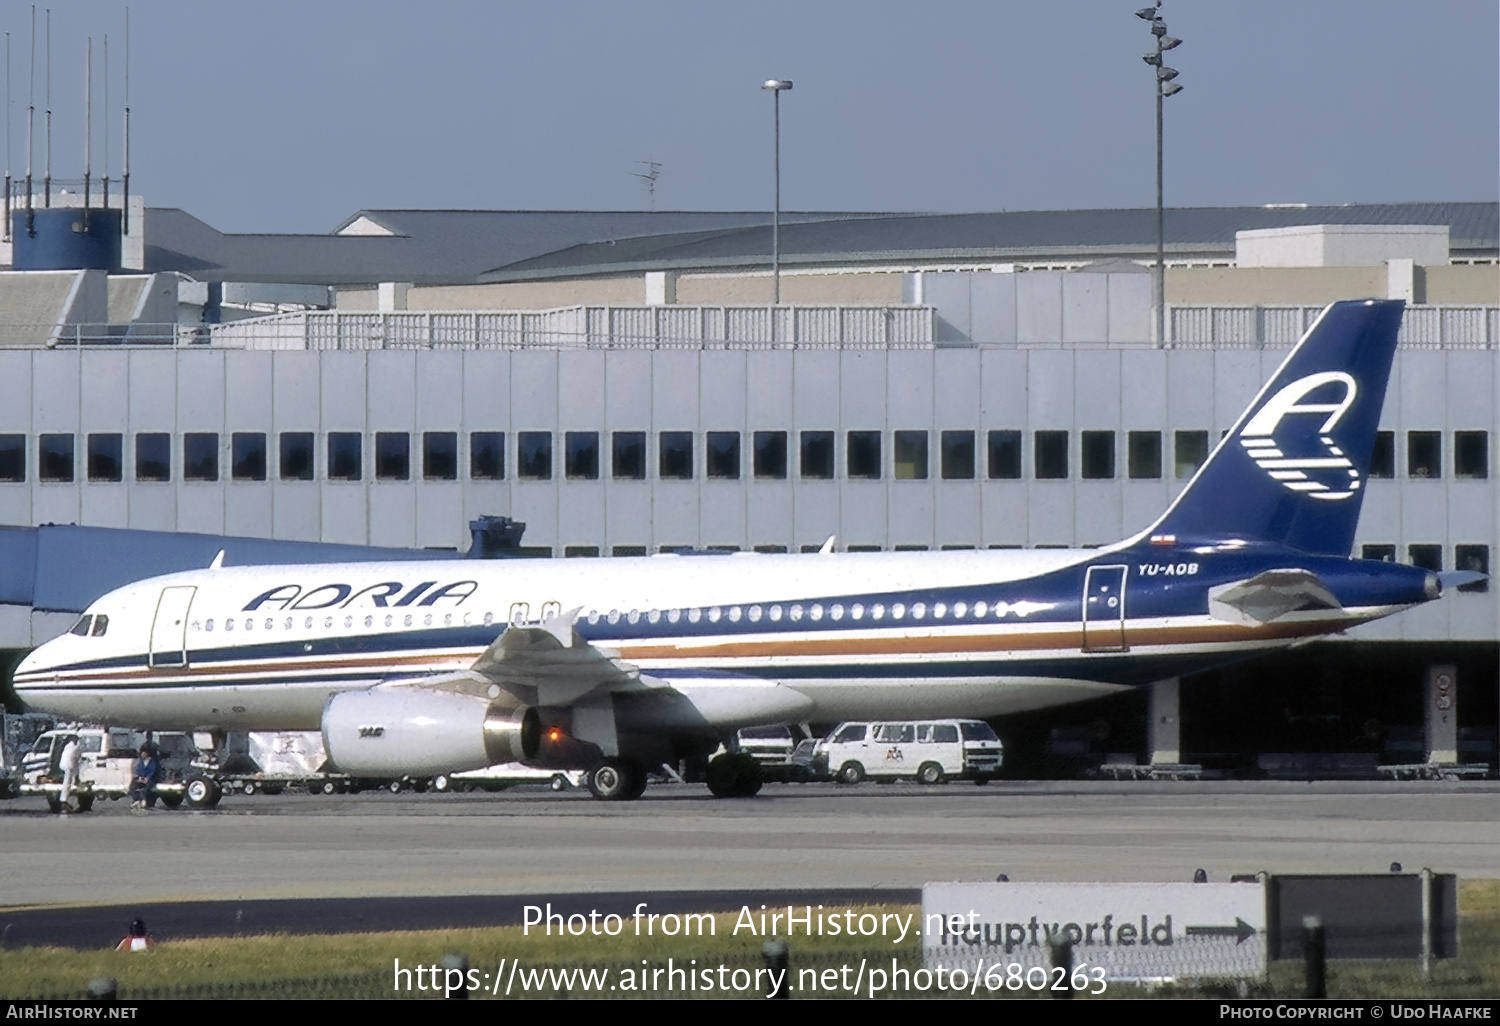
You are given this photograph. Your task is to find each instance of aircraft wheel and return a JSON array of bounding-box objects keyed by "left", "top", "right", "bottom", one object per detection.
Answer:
[
  {"left": 586, "top": 759, "right": 642, "bottom": 801},
  {"left": 311, "top": 779, "right": 338, "bottom": 796},
  {"left": 185, "top": 775, "right": 222, "bottom": 809},
  {"left": 706, "top": 753, "right": 763, "bottom": 798},
  {"left": 917, "top": 762, "right": 943, "bottom": 786},
  {"left": 836, "top": 761, "right": 865, "bottom": 785}
]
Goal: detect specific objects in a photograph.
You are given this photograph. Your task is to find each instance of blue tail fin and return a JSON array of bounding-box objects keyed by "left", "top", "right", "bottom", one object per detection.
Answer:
[{"left": 1140, "top": 299, "right": 1405, "bottom": 556}]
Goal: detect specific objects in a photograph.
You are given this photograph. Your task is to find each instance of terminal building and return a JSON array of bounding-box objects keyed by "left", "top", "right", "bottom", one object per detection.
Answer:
[{"left": 0, "top": 194, "right": 1495, "bottom": 774}]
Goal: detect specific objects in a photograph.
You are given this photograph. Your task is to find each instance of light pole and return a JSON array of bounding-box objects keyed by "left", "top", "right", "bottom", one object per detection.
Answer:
[
  {"left": 1136, "top": 6, "right": 1181, "bottom": 348},
  {"left": 762, "top": 79, "right": 792, "bottom": 309}
]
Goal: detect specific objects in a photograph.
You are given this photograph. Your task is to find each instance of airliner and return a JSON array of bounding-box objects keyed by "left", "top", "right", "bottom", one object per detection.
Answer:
[{"left": 12, "top": 299, "right": 1475, "bottom": 800}]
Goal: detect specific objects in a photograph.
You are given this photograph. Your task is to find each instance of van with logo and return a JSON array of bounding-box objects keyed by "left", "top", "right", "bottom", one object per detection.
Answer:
[{"left": 794, "top": 719, "right": 1003, "bottom": 785}]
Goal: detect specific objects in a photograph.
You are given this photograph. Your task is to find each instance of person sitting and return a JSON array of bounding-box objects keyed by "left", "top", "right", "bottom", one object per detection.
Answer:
[{"left": 128, "top": 745, "right": 160, "bottom": 810}]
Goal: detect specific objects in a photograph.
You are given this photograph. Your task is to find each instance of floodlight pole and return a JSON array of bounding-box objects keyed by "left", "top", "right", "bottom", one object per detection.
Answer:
[
  {"left": 762, "top": 79, "right": 792, "bottom": 310},
  {"left": 1137, "top": 5, "right": 1182, "bottom": 348}
]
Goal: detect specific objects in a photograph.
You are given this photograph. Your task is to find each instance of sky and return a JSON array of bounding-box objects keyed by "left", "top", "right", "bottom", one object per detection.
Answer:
[{"left": 0, "top": 0, "right": 1494, "bottom": 234}]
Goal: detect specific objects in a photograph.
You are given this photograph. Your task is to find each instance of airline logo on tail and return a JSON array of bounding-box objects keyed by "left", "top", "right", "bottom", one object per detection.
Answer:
[{"left": 1238, "top": 371, "right": 1360, "bottom": 501}]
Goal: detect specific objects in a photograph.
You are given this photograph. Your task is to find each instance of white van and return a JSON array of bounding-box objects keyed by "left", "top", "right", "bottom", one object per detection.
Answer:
[{"left": 800, "top": 719, "right": 1003, "bottom": 785}]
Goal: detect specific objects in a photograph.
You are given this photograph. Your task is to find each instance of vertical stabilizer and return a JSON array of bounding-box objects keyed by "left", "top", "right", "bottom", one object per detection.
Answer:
[{"left": 1140, "top": 299, "right": 1405, "bottom": 555}]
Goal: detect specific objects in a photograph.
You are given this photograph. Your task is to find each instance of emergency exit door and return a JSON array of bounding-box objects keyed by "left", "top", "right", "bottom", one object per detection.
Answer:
[{"left": 149, "top": 586, "right": 197, "bottom": 668}]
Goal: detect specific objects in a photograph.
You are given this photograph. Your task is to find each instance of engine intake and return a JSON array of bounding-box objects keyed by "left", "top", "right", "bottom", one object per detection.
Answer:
[{"left": 323, "top": 688, "right": 538, "bottom": 777}]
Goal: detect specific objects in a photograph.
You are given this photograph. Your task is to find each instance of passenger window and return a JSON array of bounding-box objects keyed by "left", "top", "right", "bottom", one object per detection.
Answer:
[
  {"left": 509, "top": 602, "right": 530, "bottom": 625},
  {"left": 934, "top": 724, "right": 958, "bottom": 743}
]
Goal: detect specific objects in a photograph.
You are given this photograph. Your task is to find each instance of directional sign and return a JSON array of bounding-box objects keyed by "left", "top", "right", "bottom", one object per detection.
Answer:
[{"left": 922, "top": 881, "right": 1267, "bottom": 982}]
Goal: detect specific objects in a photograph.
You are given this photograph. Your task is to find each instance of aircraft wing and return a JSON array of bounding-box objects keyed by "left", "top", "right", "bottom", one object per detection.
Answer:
[
  {"left": 1208, "top": 569, "right": 1342, "bottom": 626},
  {"left": 373, "top": 608, "right": 639, "bottom": 707}
]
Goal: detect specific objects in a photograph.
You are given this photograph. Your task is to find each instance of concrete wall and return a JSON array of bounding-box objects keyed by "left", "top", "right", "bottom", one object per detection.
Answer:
[{"left": 0, "top": 344, "right": 1491, "bottom": 642}]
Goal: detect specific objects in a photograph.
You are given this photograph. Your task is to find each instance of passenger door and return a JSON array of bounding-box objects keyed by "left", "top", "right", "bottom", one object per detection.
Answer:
[
  {"left": 149, "top": 586, "right": 197, "bottom": 668},
  {"left": 1081, "top": 566, "right": 1128, "bottom": 653}
]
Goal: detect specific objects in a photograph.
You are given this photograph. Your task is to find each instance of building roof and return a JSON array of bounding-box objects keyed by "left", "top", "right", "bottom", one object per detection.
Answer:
[
  {"left": 477, "top": 202, "right": 1499, "bottom": 282},
  {"left": 143, "top": 208, "right": 889, "bottom": 285},
  {"left": 141, "top": 202, "right": 1497, "bottom": 287}
]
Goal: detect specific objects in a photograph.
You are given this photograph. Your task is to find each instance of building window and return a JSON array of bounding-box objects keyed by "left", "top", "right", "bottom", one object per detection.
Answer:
[
  {"left": 376, "top": 432, "right": 410, "bottom": 481},
  {"left": 1081, "top": 430, "right": 1115, "bottom": 480},
  {"left": 423, "top": 432, "right": 458, "bottom": 481},
  {"left": 611, "top": 545, "right": 648, "bottom": 557},
  {"left": 754, "top": 544, "right": 789, "bottom": 554},
  {"left": 1407, "top": 544, "right": 1442, "bottom": 572},
  {"left": 1361, "top": 544, "right": 1396, "bottom": 563},
  {"left": 706, "top": 432, "right": 740, "bottom": 479},
  {"left": 87, "top": 434, "right": 123, "bottom": 482},
  {"left": 38, "top": 434, "right": 75, "bottom": 483},
  {"left": 470, "top": 431, "right": 504, "bottom": 480},
  {"left": 328, "top": 432, "right": 362, "bottom": 481},
  {"left": 659, "top": 431, "right": 693, "bottom": 480},
  {"left": 136, "top": 433, "right": 170, "bottom": 482},
  {"left": 232, "top": 433, "right": 267, "bottom": 481},
  {"left": 801, "top": 431, "right": 834, "bottom": 480},
  {"left": 612, "top": 431, "right": 646, "bottom": 480},
  {"left": 1454, "top": 431, "right": 1488, "bottom": 480},
  {"left": 0, "top": 434, "right": 23, "bottom": 482},
  {"left": 1454, "top": 545, "right": 1489, "bottom": 593},
  {"left": 987, "top": 430, "right": 1021, "bottom": 479},
  {"left": 940, "top": 430, "right": 975, "bottom": 480},
  {"left": 183, "top": 433, "right": 219, "bottom": 482},
  {"left": 753, "top": 431, "right": 787, "bottom": 479},
  {"left": 518, "top": 432, "right": 553, "bottom": 480},
  {"left": 564, "top": 545, "right": 600, "bottom": 558},
  {"left": 565, "top": 432, "right": 600, "bottom": 480},
  {"left": 280, "top": 433, "right": 314, "bottom": 481},
  {"left": 1369, "top": 431, "right": 1395, "bottom": 479},
  {"left": 1035, "top": 430, "right": 1068, "bottom": 480},
  {"left": 1174, "top": 430, "right": 1208, "bottom": 479},
  {"left": 1127, "top": 431, "right": 1162, "bottom": 479},
  {"left": 847, "top": 431, "right": 881, "bottom": 480},
  {"left": 1407, "top": 431, "right": 1441, "bottom": 479},
  {"left": 894, "top": 431, "right": 928, "bottom": 480}
]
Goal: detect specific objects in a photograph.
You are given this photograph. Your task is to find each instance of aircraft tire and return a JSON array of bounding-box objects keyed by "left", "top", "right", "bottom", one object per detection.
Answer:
[
  {"left": 836, "top": 761, "right": 865, "bottom": 785},
  {"left": 917, "top": 762, "right": 943, "bottom": 786},
  {"left": 707, "top": 753, "right": 763, "bottom": 798},
  {"left": 586, "top": 759, "right": 640, "bottom": 801},
  {"left": 185, "top": 775, "right": 222, "bottom": 809}
]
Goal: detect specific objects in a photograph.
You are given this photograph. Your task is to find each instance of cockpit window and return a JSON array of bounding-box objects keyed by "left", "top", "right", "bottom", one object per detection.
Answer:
[
  {"left": 91, "top": 615, "right": 109, "bottom": 637},
  {"left": 69, "top": 615, "right": 93, "bottom": 637}
]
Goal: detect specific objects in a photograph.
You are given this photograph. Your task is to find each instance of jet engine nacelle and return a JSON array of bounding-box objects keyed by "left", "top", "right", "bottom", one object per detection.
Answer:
[{"left": 322, "top": 688, "right": 538, "bottom": 777}]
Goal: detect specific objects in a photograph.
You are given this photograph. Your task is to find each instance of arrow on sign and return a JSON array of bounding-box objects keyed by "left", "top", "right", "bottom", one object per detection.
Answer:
[{"left": 1185, "top": 918, "right": 1256, "bottom": 944}]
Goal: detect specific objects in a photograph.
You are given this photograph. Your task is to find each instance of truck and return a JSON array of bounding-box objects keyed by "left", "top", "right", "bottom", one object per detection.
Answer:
[{"left": 14, "top": 724, "right": 193, "bottom": 813}]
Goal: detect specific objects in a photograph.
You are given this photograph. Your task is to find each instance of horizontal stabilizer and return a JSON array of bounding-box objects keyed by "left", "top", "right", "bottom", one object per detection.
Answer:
[
  {"left": 1438, "top": 570, "right": 1487, "bottom": 593},
  {"left": 1209, "top": 569, "right": 1342, "bottom": 626}
]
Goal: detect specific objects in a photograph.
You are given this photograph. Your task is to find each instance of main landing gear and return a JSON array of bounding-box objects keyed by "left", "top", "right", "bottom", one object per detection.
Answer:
[
  {"left": 585, "top": 758, "right": 648, "bottom": 801},
  {"left": 705, "top": 752, "right": 762, "bottom": 799}
]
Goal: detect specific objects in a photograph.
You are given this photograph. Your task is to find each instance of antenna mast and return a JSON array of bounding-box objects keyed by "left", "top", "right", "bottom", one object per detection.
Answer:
[
  {"left": 122, "top": 7, "right": 129, "bottom": 234},
  {"left": 632, "top": 160, "right": 662, "bottom": 211},
  {"left": 43, "top": 7, "right": 49, "bottom": 205}
]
